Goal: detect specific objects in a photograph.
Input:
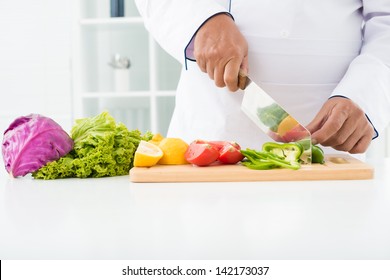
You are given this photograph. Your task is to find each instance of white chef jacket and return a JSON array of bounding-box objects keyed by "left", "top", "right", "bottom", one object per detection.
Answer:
[{"left": 135, "top": 0, "right": 390, "bottom": 151}]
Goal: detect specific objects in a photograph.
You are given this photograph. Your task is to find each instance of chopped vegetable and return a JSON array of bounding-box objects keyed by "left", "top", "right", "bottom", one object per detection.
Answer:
[
  {"left": 241, "top": 141, "right": 303, "bottom": 170},
  {"left": 185, "top": 141, "right": 220, "bottom": 166},
  {"left": 241, "top": 141, "right": 325, "bottom": 170},
  {"left": 262, "top": 142, "right": 303, "bottom": 162},
  {"left": 217, "top": 142, "right": 245, "bottom": 164},
  {"left": 241, "top": 150, "right": 299, "bottom": 170},
  {"left": 206, "top": 140, "right": 240, "bottom": 151},
  {"left": 2, "top": 114, "right": 73, "bottom": 177},
  {"left": 311, "top": 145, "right": 325, "bottom": 164},
  {"left": 184, "top": 139, "right": 244, "bottom": 166},
  {"left": 32, "top": 112, "right": 152, "bottom": 179},
  {"left": 241, "top": 142, "right": 302, "bottom": 171}
]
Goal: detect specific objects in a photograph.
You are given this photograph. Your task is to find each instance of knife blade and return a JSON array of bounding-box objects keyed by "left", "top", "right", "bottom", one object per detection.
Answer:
[{"left": 239, "top": 72, "right": 312, "bottom": 164}]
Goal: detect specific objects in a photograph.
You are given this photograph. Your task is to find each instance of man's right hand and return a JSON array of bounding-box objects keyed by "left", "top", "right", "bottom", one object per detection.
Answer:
[{"left": 193, "top": 13, "right": 248, "bottom": 92}]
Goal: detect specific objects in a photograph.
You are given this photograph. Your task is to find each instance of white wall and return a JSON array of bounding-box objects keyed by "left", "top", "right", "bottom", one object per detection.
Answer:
[{"left": 0, "top": 0, "right": 73, "bottom": 133}]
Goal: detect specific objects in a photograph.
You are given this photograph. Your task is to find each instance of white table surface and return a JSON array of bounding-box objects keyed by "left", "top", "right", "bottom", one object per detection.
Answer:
[{"left": 0, "top": 158, "right": 389, "bottom": 260}]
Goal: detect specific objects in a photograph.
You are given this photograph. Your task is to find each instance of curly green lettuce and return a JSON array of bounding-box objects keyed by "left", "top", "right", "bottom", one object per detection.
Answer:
[{"left": 32, "top": 112, "right": 152, "bottom": 179}]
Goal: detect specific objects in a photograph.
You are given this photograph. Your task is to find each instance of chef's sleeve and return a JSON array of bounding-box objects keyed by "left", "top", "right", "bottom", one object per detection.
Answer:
[
  {"left": 134, "top": 0, "right": 231, "bottom": 66},
  {"left": 331, "top": 0, "right": 390, "bottom": 137}
]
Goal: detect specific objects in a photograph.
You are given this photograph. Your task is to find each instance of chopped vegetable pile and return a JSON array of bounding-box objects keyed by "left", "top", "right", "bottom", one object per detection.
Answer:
[
  {"left": 185, "top": 140, "right": 244, "bottom": 166},
  {"left": 241, "top": 142, "right": 325, "bottom": 170},
  {"left": 32, "top": 112, "right": 152, "bottom": 179},
  {"left": 241, "top": 142, "right": 302, "bottom": 170}
]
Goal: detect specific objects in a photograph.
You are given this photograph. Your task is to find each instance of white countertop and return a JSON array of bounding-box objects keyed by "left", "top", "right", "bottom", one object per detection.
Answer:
[{"left": 1, "top": 158, "right": 389, "bottom": 260}]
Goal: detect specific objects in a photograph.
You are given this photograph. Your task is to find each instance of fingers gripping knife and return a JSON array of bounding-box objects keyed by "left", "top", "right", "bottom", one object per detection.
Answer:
[{"left": 239, "top": 71, "right": 312, "bottom": 164}]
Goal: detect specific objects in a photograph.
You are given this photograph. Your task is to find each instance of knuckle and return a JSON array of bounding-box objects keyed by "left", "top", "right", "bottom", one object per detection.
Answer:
[
  {"left": 224, "top": 75, "right": 236, "bottom": 86},
  {"left": 207, "top": 47, "right": 221, "bottom": 60},
  {"left": 356, "top": 109, "right": 366, "bottom": 118},
  {"left": 327, "top": 118, "right": 344, "bottom": 130},
  {"left": 225, "top": 45, "right": 240, "bottom": 55},
  {"left": 332, "top": 136, "right": 345, "bottom": 146}
]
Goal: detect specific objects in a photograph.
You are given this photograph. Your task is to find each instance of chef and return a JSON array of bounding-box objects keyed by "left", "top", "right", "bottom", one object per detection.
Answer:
[{"left": 135, "top": 0, "right": 390, "bottom": 155}]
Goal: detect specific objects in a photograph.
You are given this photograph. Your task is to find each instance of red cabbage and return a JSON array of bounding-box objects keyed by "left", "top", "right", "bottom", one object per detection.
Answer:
[{"left": 2, "top": 114, "right": 74, "bottom": 177}]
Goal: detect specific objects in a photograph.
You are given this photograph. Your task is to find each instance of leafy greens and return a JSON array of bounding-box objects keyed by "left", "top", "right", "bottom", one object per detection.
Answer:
[{"left": 32, "top": 111, "right": 152, "bottom": 179}]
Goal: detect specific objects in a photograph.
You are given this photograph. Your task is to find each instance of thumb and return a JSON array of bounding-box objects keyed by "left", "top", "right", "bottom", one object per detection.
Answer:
[
  {"left": 306, "top": 113, "right": 325, "bottom": 134},
  {"left": 306, "top": 110, "right": 329, "bottom": 145},
  {"left": 306, "top": 100, "right": 334, "bottom": 134}
]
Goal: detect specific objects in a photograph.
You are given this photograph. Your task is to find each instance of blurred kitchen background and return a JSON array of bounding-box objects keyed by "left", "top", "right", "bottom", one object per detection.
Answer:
[{"left": 0, "top": 0, "right": 389, "bottom": 161}]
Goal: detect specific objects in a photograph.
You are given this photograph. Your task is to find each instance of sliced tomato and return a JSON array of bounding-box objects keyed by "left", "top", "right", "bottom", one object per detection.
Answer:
[
  {"left": 218, "top": 142, "right": 244, "bottom": 164},
  {"left": 192, "top": 139, "right": 208, "bottom": 144},
  {"left": 207, "top": 140, "right": 241, "bottom": 151},
  {"left": 184, "top": 142, "right": 220, "bottom": 166},
  {"left": 204, "top": 141, "right": 225, "bottom": 151}
]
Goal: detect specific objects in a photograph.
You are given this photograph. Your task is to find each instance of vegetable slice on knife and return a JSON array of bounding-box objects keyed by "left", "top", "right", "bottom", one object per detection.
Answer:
[{"left": 240, "top": 72, "right": 312, "bottom": 164}]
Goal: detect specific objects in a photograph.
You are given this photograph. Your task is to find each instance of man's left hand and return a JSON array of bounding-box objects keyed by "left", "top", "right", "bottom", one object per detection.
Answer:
[{"left": 306, "top": 97, "right": 375, "bottom": 153}]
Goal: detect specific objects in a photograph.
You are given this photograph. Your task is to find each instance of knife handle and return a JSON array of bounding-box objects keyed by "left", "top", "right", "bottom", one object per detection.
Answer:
[{"left": 238, "top": 69, "right": 249, "bottom": 90}]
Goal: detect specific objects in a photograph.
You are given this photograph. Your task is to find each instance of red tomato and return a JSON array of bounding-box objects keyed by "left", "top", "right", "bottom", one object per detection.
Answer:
[
  {"left": 207, "top": 141, "right": 241, "bottom": 151},
  {"left": 218, "top": 142, "right": 244, "bottom": 164},
  {"left": 185, "top": 142, "right": 220, "bottom": 166}
]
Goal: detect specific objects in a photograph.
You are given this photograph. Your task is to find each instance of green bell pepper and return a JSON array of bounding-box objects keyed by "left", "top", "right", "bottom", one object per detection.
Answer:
[
  {"left": 241, "top": 141, "right": 326, "bottom": 171},
  {"left": 262, "top": 142, "right": 303, "bottom": 162},
  {"left": 311, "top": 145, "right": 325, "bottom": 164},
  {"left": 241, "top": 142, "right": 303, "bottom": 171}
]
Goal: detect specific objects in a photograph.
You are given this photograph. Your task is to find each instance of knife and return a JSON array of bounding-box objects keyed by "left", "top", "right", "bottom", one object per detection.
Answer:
[{"left": 239, "top": 71, "right": 312, "bottom": 164}]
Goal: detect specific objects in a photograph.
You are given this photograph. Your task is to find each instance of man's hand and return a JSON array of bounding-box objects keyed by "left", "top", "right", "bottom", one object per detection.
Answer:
[
  {"left": 306, "top": 97, "right": 375, "bottom": 153},
  {"left": 194, "top": 13, "right": 248, "bottom": 92}
]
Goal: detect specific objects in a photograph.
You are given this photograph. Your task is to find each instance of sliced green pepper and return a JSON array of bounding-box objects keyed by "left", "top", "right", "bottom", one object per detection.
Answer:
[
  {"left": 241, "top": 142, "right": 325, "bottom": 171},
  {"left": 241, "top": 146, "right": 301, "bottom": 171},
  {"left": 262, "top": 142, "right": 303, "bottom": 162},
  {"left": 312, "top": 145, "right": 325, "bottom": 164},
  {"left": 242, "top": 161, "right": 277, "bottom": 170}
]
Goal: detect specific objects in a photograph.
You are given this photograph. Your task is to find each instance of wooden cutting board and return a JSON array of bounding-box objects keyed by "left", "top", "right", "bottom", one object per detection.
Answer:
[{"left": 129, "top": 154, "right": 374, "bottom": 182}]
